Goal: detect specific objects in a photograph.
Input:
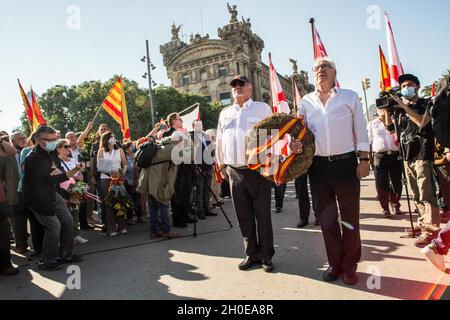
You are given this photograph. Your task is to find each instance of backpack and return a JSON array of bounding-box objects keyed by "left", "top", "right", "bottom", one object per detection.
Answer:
[
  {"left": 134, "top": 141, "right": 158, "bottom": 169},
  {"left": 432, "top": 77, "right": 450, "bottom": 148}
]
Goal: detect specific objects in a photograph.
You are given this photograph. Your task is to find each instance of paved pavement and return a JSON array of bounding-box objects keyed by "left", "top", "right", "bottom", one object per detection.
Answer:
[{"left": 1, "top": 175, "right": 450, "bottom": 300}]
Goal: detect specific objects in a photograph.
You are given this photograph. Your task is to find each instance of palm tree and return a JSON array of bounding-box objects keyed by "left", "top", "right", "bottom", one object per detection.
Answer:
[{"left": 422, "top": 69, "right": 450, "bottom": 97}]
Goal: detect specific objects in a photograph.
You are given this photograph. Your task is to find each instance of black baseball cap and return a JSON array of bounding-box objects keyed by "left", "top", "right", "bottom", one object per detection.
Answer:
[
  {"left": 229, "top": 75, "right": 251, "bottom": 86},
  {"left": 399, "top": 74, "right": 420, "bottom": 86}
]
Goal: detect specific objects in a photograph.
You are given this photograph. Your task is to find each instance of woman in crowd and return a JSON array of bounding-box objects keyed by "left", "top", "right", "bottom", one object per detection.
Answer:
[
  {"left": 0, "top": 134, "right": 19, "bottom": 276},
  {"left": 56, "top": 139, "right": 88, "bottom": 245},
  {"left": 97, "top": 132, "right": 128, "bottom": 237}
]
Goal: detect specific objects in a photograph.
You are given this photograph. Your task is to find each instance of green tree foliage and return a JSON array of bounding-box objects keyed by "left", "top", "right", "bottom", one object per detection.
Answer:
[
  {"left": 422, "top": 69, "right": 450, "bottom": 97},
  {"left": 20, "top": 76, "right": 223, "bottom": 139}
]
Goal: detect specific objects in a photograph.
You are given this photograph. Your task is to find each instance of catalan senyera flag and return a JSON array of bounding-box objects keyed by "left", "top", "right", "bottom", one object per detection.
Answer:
[
  {"left": 101, "top": 76, "right": 131, "bottom": 139},
  {"left": 379, "top": 46, "right": 392, "bottom": 92}
]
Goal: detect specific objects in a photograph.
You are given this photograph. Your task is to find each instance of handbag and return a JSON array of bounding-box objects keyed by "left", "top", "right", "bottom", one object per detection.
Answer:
[{"left": 97, "top": 158, "right": 114, "bottom": 175}]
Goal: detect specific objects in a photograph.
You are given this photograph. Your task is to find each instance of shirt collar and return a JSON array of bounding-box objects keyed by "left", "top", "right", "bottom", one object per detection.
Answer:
[
  {"left": 233, "top": 98, "right": 253, "bottom": 110},
  {"left": 314, "top": 86, "right": 339, "bottom": 96}
]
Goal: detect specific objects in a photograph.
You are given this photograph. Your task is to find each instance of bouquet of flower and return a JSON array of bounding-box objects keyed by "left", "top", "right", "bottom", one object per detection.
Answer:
[
  {"left": 106, "top": 174, "right": 135, "bottom": 217},
  {"left": 67, "top": 181, "right": 89, "bottom": 205},
  {"left": 61, "top": 178, "right": 101, "bottom": 205}
]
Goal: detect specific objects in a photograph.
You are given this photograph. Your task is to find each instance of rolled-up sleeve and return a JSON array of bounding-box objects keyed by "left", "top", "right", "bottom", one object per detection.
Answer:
[
  {"left": 353, "top": 93, "right": 370, "bottom": 152},
  {"left": 216, "top": 115, "right": 224, "bottom": 165}
]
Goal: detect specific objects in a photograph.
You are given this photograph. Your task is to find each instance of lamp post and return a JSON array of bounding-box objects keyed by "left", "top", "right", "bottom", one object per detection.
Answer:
[
  {"left": 362, "top": 78, "right": 371, "bottom": 123},
  {"left": 141, "top": 39, "right": 156, "bottom": 128}
]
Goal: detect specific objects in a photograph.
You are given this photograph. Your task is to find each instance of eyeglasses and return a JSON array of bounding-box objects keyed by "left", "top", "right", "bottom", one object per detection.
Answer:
[
  {"left": 63, "top": 145, "right": 70, "bottom": 149},
  {"left": 313, "top": 64, "right": 334, "bottom": 72}
]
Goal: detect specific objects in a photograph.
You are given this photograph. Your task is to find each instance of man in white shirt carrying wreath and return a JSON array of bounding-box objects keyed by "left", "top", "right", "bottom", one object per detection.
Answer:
[{"left": 298, "top": 57, "right": 371, "bottom": 286}]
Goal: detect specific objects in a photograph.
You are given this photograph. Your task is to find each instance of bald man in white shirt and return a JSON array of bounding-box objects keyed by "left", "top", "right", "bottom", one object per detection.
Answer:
[{"left": 298, "top": 57, "right": 370, "bottom": 286}]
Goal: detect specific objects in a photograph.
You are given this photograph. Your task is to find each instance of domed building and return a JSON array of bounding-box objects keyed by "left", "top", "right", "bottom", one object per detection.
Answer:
[{"left": 160, "top": 4, "right": 314, "bottom": 107}]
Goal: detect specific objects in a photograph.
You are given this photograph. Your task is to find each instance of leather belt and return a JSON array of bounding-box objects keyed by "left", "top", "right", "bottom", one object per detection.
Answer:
[
  {"left": 228, "top": 165, "right": 249, "bottom": 171},
  {"left": 315, "top": 152, "right": 356, "bottom": 162},
  {"left": 376, "top": 151, "right": 399, "bottom": 156}
]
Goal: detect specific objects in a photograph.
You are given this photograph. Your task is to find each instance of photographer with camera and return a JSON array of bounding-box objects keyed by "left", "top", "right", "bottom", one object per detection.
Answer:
[
  {"left": 389, "top": 74, "right": 441, "bottom": 248},
  {"left": 368, "top": 108, "right": 403, "bottom": 218}
]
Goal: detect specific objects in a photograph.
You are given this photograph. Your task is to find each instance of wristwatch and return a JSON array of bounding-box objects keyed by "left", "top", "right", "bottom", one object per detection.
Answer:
[{"left": 359, "top": 158, "right": 370, "bottom": 162}]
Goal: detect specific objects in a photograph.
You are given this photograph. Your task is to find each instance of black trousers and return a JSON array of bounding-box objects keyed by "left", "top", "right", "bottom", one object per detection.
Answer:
[
  {"left": 172, "top": 164, "right": 193, "bottom": 226},
  {"left": 374, "top": 153, "right": 403, "bottom": 211},
  {"left": 228, "top": 167, "right": 274, "bottom": 260},
  {"left": 295, "top": 174, "right": 312, "bottom": 222},
  {"left": 27, "top": 205, "right": 44, "bottom": 255},
  {"left": 310, "top": 156, "right": 361, "bottom": 272},
  {"left": 194, "top": 167, "right": 213, "bottom": 216},
  {"left": 0, "top": 202, "right": 12, "bottom": 270},
  {"left": 274, "top": 184, "right": 287, "bottom": 209}
]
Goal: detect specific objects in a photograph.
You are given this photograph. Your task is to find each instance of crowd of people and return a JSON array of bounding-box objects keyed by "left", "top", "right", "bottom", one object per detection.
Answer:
[
  {"left": 0, "top": 116, "right": 229, "bottom": 274},
  {"left": 0, "top": 57, "right": 449, "bottom": 283}
]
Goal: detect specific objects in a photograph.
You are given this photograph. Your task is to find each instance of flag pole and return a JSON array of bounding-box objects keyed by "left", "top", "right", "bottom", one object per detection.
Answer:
[
  {"left": 291, "top": 76, "right": 297, "bottom": 116},
  {"left": 179, "top": 102, "right": 200, "bottom": 116},
  {"left": 309, "top": 18, "right": 317, "bottom": 59}
]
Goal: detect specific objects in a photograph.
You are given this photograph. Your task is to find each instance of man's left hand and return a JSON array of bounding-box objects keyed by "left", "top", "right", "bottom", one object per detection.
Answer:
[
  {"left": 357, "top": 161, "right": 370, "bottom": 180},
  {"left": 290, "top": 139, "right": 304, "bottom": 155}
]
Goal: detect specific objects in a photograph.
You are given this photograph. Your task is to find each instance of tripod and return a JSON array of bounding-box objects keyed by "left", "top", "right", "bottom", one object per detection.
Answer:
[
  {"left": 190, "top": 164, "right": 233, "bottom": 238},
  {"left": 392, "top": 113, "right": 419, "bottom": 238}
]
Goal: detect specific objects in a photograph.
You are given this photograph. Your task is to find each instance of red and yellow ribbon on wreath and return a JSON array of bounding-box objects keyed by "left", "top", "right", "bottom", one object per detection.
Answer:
[{"left": 248, "top": 116, "right": 309, "bottom": 186}]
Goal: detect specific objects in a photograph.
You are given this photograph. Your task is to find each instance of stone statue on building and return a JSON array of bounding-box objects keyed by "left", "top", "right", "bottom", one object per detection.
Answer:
[
  {"left": 227, "top": 3, "right": 238, "bottom": 23},
  {"left": 289, "top": 59, "right": 299, "bottom": 75},
  {"left": 171, "top": 23, "right": 181, "bottom": 41}
]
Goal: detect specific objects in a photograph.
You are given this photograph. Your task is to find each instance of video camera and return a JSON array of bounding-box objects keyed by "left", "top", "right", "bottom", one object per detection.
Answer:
[{"left": 375, "top": 87, "right": 404, "bottom": 114}]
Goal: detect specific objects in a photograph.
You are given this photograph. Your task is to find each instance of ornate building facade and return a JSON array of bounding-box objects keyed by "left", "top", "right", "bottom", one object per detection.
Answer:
[{"left": 160, "top": 4, "right": 314, "bottom": 107}]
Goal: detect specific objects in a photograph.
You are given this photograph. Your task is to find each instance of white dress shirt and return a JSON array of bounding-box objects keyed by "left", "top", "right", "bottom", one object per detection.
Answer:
[
  {"left": 367, "top": 118, "right": 399, "bottom": 153},
  {"left": 217, "top": 99, "right": 273, "bottom": 166},
  {"left": 299, "top": 87, "right": 370, "bottom": 157}
]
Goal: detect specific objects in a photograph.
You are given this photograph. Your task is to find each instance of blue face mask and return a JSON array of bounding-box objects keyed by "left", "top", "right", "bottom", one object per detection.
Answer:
[
  {"left": 44, "top": 141, "right": 57, "bottom": 152},
  {"left": 401, "top": 87, "right": 417, "bottom": 100}
]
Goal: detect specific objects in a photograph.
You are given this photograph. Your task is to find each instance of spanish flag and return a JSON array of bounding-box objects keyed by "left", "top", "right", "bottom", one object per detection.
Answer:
[
  {"left": 379, "top": 46, "right": 392, "bottom": 92},
  {"left": 101, "top": 76, "right": 131, "bottom": 139}
]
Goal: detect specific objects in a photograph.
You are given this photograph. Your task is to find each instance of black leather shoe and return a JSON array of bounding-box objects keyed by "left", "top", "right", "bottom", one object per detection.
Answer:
[
  {"left": 276, "top": 207, "right": 282, "bottom": 213},
  {"left": 297, "top": 221, "right": 309, "bottom": 229},
  {"left": 343, "top": 271, "right": 358, "bottom": 285},
  {"left": 238, "top": 257, "right": 261, "bottom": 271},
  {"left": 58, "top": 254, "right": 83, "bottom": 264},
  {"left": 323, "top": 266, "right": 342, "bottom": 282},
  {"left": 314, "top": 218, "right": 320, "bottom": 226},
  {"left": 206, "top": 211, "right": 218, "bottom": 217},
  {"left": 262, "top": 260, "right": 274, "bottom": 273}
]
